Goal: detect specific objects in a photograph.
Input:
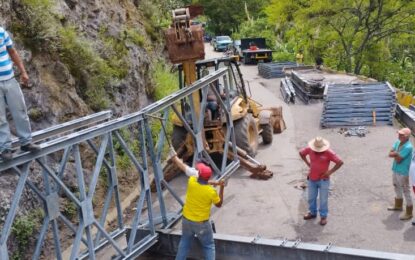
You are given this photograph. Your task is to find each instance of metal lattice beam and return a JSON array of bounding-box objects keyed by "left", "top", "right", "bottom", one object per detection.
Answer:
[{"left": 0, "top": 67, "right": 240, "bottom": 259}]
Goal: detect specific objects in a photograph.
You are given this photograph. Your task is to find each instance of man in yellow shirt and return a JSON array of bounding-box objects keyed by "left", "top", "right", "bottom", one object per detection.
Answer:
[{"left": 170, "top": 149, "right": 224, "bottom": 260}]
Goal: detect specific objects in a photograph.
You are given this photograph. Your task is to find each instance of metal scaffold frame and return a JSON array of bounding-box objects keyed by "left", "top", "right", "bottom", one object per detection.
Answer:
[{"left": 0, "top": 67, "right": 239, "bottom": 260}]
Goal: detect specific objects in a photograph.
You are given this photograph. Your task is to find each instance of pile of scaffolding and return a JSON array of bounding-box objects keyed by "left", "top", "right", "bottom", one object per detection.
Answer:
[
  {"left": 280, "top": 77, "right": 296, "bottom": 104},
  {"left": 283, "top": 68, "right": 368, "bottom": 104},
  {"left": 258, "top": 62, "right": 296, "bottom": 79},
  {"left": 321, "top": 82, "right": 396, "bottom": 127},
  {"left": 286, "top": 70, "right": 326, "bottom": 104}
]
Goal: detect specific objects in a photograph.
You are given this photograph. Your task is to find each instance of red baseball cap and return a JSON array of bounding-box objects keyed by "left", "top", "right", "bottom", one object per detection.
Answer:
[{"left": 196, "top": 163, "right": 212, "bottom": 181}]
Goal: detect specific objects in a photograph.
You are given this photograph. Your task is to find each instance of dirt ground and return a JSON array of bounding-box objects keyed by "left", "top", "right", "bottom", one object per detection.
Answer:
[{"left": 167, "top": 44, "right": 415, "bottom": 256}]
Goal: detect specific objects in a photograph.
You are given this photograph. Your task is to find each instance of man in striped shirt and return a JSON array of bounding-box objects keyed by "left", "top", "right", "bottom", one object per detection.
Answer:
[{"left": 0, "top": 26, "right": 39, "bottom": 161}]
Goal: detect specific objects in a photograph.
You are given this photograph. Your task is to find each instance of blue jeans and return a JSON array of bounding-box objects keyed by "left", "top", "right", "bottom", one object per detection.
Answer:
[
  {"left": 307, "top": 179, "right": 330, "bottom": 218},
  {"left": 175, "top": 218, "right": 215, "bottom": 260},
  {"left": 0, "top": 78, "right": 32, "bottom": 152}
]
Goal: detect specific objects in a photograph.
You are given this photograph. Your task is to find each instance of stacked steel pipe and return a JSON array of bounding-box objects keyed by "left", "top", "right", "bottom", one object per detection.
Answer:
[
  {"left": 285, "top": 68, "right": 368, "bottom": 104},
  {"left": 290, "top": 70, "right": 326, "bottom": 104},
  {"left": 258, "top": 62, "right": 296, "bottom": 79},
  {"left": 321, "top": 82, "right": 396, "bottom": 127}
]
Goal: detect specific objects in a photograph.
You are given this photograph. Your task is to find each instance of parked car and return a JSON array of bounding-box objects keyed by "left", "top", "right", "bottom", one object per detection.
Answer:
[
  {"left": 210, "top": 37, "right": 216, "bottom": 46},
  {"left": 212, "top": 36, "right": 233, "bottom": 52}
]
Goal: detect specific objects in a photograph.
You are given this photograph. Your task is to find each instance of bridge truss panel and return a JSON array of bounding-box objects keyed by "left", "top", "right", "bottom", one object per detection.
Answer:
[{"left": 0, "top": 68, "right": 239, "bottom": 259}]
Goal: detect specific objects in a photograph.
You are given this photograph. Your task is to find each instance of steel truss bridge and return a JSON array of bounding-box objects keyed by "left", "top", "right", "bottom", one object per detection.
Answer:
[{"left": 0, "top": 67, "right": 413, "bottom": 260}]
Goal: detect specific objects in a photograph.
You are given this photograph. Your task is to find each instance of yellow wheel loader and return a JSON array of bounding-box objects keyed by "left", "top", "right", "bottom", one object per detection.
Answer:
[{"left": 153, "top": 7, "right": 285, "bottom": 189}]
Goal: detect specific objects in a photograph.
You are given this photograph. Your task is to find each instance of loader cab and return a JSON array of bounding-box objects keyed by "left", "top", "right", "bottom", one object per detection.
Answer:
[
  {"left": 181, "top": 57, "right": 246, "bottom": 97},
  {"left": 176, "top": 57, "right": 247, "bottom": 124}
]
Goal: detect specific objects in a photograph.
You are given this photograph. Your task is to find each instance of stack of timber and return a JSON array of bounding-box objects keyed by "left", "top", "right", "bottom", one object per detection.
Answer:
[
  {"left": 280, "top": 77, "right": 296, "bottom": 104},
  {"left": 395, "top": 104, "right": 415, "bottom": 133},
  {"left": 321, "top": 82, "right": 396, "bottom": 127},
  {"left": 258, "top": 62, "right": 296, "bottom": 79},
  {"left": 286, "top": 68, "right": 367, "bottom": 104}
]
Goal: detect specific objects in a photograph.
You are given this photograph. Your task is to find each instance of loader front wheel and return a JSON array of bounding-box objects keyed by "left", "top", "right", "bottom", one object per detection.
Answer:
[
  {"left": 234, "top": 114, "right": 259, "bottom": 156},
  {"left": 261, "top": 123, "right": 273, "bottom": 144}
]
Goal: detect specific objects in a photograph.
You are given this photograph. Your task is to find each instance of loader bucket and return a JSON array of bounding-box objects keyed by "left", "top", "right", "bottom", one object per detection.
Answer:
[{"left": 165, "top": 25, "right": 205, "bottom": 63}]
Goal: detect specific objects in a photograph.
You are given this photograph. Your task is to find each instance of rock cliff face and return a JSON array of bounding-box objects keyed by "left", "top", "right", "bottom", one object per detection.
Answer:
[
  {"left": 0, "top": 0, "right": 175, "bottom": 256},
  {"left": 1, "top": 0, "right": 163, "bottom": 129}
]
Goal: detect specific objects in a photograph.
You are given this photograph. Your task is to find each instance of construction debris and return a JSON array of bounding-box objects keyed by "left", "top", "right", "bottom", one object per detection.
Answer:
[
  {"left": 321, "top": 82, "right": 396, "bottom": 127},
  {"left": 280, "top": 77, "right": 296, "bottom": 104},
  {"left": 258, "top": 62, "right": 296, "bottom": 79},
  {"left": 338, "top": 126, "right": 368, "bottom": 137}
]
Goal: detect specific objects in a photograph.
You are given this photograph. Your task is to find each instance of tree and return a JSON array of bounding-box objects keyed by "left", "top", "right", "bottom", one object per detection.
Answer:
[
  {"left": 233, "top": 17, "right": 276, "bottom": 48},
  {"left": 267, "top": 0, "right": 415, "bottom": 74},
  {"left": 195, "top": 0, "right": 270, "bottom": 35}
]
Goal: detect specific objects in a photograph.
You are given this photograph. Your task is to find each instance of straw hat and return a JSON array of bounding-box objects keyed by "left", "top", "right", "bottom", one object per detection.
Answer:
[{"left": 308, "top": 137, "right": 330, "bottom": 152}]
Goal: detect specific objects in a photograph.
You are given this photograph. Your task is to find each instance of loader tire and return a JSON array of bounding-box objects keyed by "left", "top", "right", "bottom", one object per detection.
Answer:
[
  {"left": 172, "top": 126, "right": 188, "bottom": 150},
  {"left": 261, "top": 123, "right": 273, "bottom": 144},
  {"left": 234, "top": 114, "right": 259, "bottom": 157}
]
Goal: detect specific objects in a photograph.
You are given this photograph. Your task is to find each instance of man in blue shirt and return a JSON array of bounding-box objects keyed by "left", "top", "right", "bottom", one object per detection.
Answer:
[
  {"left": 388, "top": 127, "right": 413, "bottom": 220},
  {"left": 0, "top": 26, "right": 39, "bottom": 161}
]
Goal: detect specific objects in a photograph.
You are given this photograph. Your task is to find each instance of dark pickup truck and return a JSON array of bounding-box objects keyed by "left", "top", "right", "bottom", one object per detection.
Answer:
[{"left": 240, "top": 38, "right": 272, "bottom": 64}]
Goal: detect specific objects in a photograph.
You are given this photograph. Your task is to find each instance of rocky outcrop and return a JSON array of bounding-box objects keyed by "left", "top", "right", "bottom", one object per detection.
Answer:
[
  {"left": 1, "top": 0, "right": 162, "bottom": 128},
  {"left": 0, "top": 0, "right": 172, "bottom": 256}
]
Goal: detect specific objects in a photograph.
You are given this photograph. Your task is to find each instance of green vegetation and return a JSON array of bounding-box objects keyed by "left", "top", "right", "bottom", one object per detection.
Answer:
[
  {"left": 13, "top": 0, "right": 176, "bottom": 110},
  {"left": 149, "top": 60, "right": 177, "bottom": 155},
  {"left": 123, "top": 28, "right": 146, "bottom": 47},
  {"left": 59, "top": 26, "right": 129, "bottom": 110},
  {"left": 11, "top": 209, "right": 44, "bottom": 260},
  {"left": 138, "top": 0, "right": 180, "bottom": 42},
  {"left": 232, "top": 17, "right": 275, "bottom": 51},
  {"left": 62, "top": 199, "right": 77, "bottom": 220},
  {"left": 28, "top": 107, "right": 43, "bottom": 122},
  {"left": 151, "top": 61, "right": 178, "bottom": 100},
  {"left": 264, "top": 0, "right": 415, "bottom": 90},
  {"left": 194, "top": 0, "right": 270, "bottom": 35},
  {"left": 113, "top": 127, "right": 140, "bottom": 172},
  {"left": 99, "top": 27, "right": 129, "bottom": 79},
  {"left": 13, "top": 0, "right": 59, "bottom": 53},
  {"left": 200, "top": 0, "right": 415, "bottom": 92}
]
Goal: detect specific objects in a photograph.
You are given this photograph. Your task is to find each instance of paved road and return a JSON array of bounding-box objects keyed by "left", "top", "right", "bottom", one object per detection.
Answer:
[{"left": 168, "top": 44, "right": 415, "bottom": 255}]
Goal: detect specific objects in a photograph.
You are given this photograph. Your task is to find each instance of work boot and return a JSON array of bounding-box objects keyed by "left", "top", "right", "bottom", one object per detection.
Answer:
[
  {"left": 387, "top": 198, "right": 403, "bottom": 211},
  {"left": 303, "top": 212, "right": 317, "bottom": 220},
  {"left": 21, "top": 143, "right": 40, "bottom": 152},
  {"left": 319, "top": 217, "right": 327, "bottom": 226},
  {"left": 0, "top": 149, "right": 13, "bottom": 161},
  {"left": 400, "top": 205, "right": 413, "bottom": 220}
]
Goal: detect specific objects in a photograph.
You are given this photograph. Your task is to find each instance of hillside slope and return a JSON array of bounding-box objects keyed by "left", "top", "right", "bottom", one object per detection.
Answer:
[{"left": 1, "top": 0, "right": 166, "bottom": 129}]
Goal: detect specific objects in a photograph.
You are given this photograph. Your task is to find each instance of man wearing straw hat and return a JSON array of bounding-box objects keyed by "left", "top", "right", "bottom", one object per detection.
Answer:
[
  {"left": 300, "top": 137, "right": 343, "bottom": 225},
  {"left": 388, "top": 127, "right": 413, "bottom": 220}
]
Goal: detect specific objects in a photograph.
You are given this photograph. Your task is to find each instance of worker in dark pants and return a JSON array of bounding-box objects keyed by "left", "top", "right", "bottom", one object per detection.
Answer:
[
  {"left": 0, "top": 26, "right": 40, "bottom": 160},
  {"left": 315, "top": 56, "right": 324, "bottom": 70},
  {"left": 169, "top": 148, "right": 224, "bottom": 260}
]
